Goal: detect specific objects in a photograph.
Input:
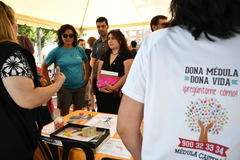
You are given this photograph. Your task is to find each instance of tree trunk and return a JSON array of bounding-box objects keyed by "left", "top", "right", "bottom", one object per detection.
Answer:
[{"left": 198, "top": 120, "right": 213, "bottom": 142}]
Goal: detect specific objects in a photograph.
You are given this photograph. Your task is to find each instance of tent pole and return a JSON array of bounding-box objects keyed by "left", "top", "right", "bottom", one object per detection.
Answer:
[
  {"left": 36, "top": 27, "right": 42, "bottom": 66},
  {"left": 79, "top": 0, "right": 90, "bottom": 36}
]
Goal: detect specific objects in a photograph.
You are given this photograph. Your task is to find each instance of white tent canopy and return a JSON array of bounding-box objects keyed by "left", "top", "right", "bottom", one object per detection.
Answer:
[{"left": 3, "top": 0, "right": 171, "bottom": 32}]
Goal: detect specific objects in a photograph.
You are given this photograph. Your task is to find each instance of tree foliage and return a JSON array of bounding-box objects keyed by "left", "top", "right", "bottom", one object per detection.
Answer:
[
  {"left": 18, "top": 24, "right": 57, "bottom": 49},
  {"left": 185, "top": 97, "right": 228, "bottom": 135},
  {"left": 40, "top": 28, "right": 57, "bottom": 48},
  {"left": 18, "top": 24, "right": 36, "bottom": 43}
]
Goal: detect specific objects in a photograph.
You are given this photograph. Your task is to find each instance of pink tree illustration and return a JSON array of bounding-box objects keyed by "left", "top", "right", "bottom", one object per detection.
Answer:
[{"left": 185, "top": 98, "right": 228, "bottom": 142}]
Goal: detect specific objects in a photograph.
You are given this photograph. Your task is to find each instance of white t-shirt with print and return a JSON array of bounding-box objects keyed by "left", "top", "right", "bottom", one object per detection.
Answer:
[{"left": 122, "top": 26, "right": 240, "bottom": 160}]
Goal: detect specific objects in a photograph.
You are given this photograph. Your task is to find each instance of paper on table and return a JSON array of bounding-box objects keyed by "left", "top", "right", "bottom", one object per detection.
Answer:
[
  {"left": 85, "top": 114, "right": 117, "bottom": 137},
  {"left": 97, "top": 138, "right": 131, "bottom": 159},
  {"left": 42, "top": 123, "right": 55, "bottom": 136}
]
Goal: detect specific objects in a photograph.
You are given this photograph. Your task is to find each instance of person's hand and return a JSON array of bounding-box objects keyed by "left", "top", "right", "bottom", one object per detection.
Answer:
[
  {"left": 99, "top": 86, "right": 113, "bottom": 93},
  {"left": 54, "top": 66, "right": 65, "bottom": 85},
  {"left": 39, "top": 78, "right": 48, "bottom": 87},
  {"left": 105, "top": 82, "right": 115, "bottom": 91}
]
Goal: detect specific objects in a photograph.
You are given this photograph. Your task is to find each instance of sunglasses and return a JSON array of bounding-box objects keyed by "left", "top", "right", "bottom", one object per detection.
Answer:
[{"left": 62, "top": 34, "right": 74, "bottom": 38}]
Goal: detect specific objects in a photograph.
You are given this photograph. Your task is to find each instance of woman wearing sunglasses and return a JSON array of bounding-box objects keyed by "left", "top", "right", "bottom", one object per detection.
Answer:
[
  {"left": 97, "top": 29, "right": 133, "bottom": 114},
  {"left": 0, "top": 1, "right": 65, "bottom": 159},
  {"left": 42, "top": 24, "right": 90, "bottom": 116}
]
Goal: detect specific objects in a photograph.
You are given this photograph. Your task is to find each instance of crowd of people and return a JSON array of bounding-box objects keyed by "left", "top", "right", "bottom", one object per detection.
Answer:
[{"left": 1, "top": 0, "right": 239, "bottom": 159}]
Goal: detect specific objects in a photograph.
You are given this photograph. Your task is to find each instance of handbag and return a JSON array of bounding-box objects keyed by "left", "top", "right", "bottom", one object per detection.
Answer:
[{"left": 97, "top": 74, "right": 121, "bottom": 91}]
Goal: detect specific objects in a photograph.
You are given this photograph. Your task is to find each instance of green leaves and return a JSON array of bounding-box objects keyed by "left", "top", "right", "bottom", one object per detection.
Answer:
[{"left": 18, "top": 24, "right": 57, "bottom": 49}]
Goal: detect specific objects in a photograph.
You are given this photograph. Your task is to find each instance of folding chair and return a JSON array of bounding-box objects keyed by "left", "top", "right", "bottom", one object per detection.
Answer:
[{"left": 61, "top": 139, "right": 94, "bottom": 160}]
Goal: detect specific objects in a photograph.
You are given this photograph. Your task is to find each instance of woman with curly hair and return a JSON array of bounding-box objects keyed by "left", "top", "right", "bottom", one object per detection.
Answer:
[{"left": 42, "top": 24, "right": 89, "bottom": 116}]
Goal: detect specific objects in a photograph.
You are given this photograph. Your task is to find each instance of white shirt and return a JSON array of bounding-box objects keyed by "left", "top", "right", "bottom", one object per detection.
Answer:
[{"left": 122, "top": 26, "right": 240, "bottom": 160}]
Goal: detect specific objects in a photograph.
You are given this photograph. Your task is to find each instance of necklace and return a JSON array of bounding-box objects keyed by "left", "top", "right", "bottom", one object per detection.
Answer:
[{"left": 111, "top": 52, "right": 118, "bottom": 55}]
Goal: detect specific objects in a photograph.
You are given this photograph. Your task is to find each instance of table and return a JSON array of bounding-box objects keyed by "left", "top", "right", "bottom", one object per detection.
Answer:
[{"left": 40, "top": 110, "right": 134, "bottom": 160}]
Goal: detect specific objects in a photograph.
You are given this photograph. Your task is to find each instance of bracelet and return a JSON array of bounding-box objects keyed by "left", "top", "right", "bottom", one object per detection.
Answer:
[{"left": 98, "top": 88, "right": 101, "bottom": 92}]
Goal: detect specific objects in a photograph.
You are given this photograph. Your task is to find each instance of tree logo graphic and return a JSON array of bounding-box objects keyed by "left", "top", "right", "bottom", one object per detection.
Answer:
[{"left": 185, "top": 97, "right": 229, "bottom": 142}]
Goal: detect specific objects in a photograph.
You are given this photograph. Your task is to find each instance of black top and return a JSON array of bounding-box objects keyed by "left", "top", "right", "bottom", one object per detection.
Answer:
[
  {"left": 99, "top": 49, "right": 133, "bottom": 114},
  {"left": 85, "top": 48, "right": 92, "bottom": 77},
  {"left": 131, "top": 49, "right": 137, "bottom": 58},
  {"left": 0, "top": 41, "right": 42, "bottom": 159},
  {"left": 100, "top": 49, "right": 133, "bottom": 77}
]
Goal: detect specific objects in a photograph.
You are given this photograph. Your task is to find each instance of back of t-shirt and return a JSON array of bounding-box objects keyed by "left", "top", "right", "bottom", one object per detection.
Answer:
[{"left": 123, "top": 26, "right": 240, "bottom": 160}]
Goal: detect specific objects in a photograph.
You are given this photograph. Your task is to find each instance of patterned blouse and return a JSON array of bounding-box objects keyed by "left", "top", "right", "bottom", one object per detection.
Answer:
[{"left": 1, "top": 51, "right": 33, "bottom": 79}]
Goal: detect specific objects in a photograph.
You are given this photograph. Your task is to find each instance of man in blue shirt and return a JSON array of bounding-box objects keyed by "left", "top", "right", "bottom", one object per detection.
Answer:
[{"left": 91, "top": 17, "right": 109, "bottom": 112}]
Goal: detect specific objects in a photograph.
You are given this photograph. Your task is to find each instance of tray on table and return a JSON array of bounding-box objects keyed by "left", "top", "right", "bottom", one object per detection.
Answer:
[{"left": 50, "top": 123, "right": 110, "bottom": 152}]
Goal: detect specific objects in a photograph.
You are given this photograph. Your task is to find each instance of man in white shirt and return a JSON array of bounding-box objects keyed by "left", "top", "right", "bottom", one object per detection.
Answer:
[{"left": 117, "top": 0, "right": 240, "bottom": 160}]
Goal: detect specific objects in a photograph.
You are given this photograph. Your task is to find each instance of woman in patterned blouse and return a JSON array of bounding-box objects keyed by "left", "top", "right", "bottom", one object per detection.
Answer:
[{"left": 0, "top": 1, "right": 65, "bottom": 159}]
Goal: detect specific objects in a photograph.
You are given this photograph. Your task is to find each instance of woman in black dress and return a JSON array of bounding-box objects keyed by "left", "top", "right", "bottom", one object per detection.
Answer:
[{"left": 97, "top": 29, "right": 133, "bottom": 114}]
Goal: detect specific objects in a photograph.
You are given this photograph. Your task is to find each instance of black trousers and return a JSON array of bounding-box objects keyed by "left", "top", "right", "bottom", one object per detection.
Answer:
[{"left": 92, "top": 79, "right": 102, "bottom": 112}]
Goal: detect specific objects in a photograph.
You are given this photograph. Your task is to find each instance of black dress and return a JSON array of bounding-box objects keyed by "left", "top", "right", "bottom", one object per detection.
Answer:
[{"left": 99, "top": 49, "right": 133, "bottom": 114}]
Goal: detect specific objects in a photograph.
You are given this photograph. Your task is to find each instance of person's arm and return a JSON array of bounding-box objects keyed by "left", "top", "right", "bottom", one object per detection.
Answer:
[
  {"left": 103, "top": 59, "right": 133, "bottom": 92},
  {"left": 89, "top": 53, "right": 93, "bottom": 67},
  {"left": 3, "top": 66, "right": 65, "bottom": 109},
  {"left": 90, "top": 41, "right": 98, "bottom": 90},
  {"left": 90, "top": 57, "right": 97, "bottom": 92},
  {"left": 117, "top": 94, "right": 143, "bottom": 160},
  {"left": 41, "top": 62, "right": 51, "bottom": 85},
  {"left": 90, "top": 57, "right": 97, "bottom": 80},
  {"left": 84, "top": 60, "right": 90, "bottom": 83},
  {"left": 97, "top": 60, "right": 103, "bottom": 82}
]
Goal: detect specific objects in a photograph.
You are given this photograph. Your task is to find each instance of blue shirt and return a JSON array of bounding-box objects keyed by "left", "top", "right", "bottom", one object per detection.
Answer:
[
  {"left": 92, "top": 37, "right": 107, "bottom": 79},
  {"left": 44, "top": 46, "right": 88, "bottom": 88}
]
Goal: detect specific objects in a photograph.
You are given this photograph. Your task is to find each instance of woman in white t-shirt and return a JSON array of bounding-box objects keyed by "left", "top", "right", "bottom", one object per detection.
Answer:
[{"left": 117, "top": 0, "right": 240, "bottom": 160}]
